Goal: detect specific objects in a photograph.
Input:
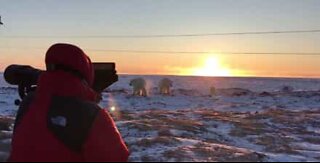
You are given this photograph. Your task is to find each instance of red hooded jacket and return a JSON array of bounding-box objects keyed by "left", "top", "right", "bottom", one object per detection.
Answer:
[{"left": 9, "top": 44, "right": 129, "bottom": 162}]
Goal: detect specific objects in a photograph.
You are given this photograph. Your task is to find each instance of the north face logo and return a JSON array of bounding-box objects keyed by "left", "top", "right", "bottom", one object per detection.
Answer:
[{"left": 51, "top": 116, "right": 67, "bottom": 127}]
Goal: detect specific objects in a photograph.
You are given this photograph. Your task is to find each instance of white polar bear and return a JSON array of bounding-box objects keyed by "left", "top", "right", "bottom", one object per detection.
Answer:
[
  {"left": 129, "top": 78, "right": 147, "bottom": 97},
  {"left": 159, "top": 78, "right": 173, "bottom": 95}
]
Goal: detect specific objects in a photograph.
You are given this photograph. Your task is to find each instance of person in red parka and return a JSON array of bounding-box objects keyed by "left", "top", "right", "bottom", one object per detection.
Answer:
[{"left": 9, "top": 43, "right": 129, "bottom": 162}]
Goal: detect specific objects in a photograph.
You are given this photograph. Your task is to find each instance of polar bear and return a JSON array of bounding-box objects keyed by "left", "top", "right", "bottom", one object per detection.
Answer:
[
  {"left": 129, "top": 78, "right": 147, "bottom": 97},
  {"left": 159, "top": 78, "right": 173, "bottom": 95}
]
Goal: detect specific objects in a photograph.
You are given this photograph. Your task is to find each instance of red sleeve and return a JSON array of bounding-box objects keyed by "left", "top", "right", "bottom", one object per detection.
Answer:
[{"left": 83, "top": 110, "right": 129, "bottom": 162}]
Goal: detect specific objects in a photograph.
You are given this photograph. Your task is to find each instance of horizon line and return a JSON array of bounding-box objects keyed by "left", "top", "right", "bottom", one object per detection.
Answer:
[{"left": 1, "top": 72, "right": 319, "bottom": 80}]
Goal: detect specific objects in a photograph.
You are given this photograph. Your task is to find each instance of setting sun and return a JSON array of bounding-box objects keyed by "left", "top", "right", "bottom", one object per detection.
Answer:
[{"left": 192, "top": 56, "right": 232, "bottom": 77}]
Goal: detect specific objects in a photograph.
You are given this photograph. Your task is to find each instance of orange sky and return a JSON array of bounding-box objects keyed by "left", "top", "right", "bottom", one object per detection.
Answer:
[
  {"left": 1, "top": 0, "right": 320, "bottom": 78},
  {"left": 1, "top": 46, "right": 320, "bottom": 78}
]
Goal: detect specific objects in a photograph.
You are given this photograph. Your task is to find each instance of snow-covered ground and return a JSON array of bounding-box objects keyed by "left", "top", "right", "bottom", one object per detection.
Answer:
[{"left": 1, "top": 74, "right": 320, "bottom": 161}]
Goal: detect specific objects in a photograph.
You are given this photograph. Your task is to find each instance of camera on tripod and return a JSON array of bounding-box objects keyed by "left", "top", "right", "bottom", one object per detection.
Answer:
[{"left": 4, "top": 62, "right": 118, "bottom": 105}]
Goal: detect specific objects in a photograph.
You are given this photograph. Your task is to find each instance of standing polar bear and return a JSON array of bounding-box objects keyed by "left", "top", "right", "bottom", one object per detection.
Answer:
[
  {"left": 159, "top": 78, "right": 173, "bottom": 95},
  {"left": 129, "top": 78, "right": 147, "bottom": 97}
]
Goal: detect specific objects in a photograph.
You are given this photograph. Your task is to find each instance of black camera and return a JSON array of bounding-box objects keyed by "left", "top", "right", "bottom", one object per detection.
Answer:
[
  {"left": 4, "top": 63, "right": 118, "bottom": 101},
  {"left": 92, "top": 63, "right": 118, "bottom": 93}
]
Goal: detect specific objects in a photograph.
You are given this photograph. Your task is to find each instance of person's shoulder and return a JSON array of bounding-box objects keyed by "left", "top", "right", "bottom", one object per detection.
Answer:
[
  {"left": 47, "top": 96, "right": 101, "bottom": 152},
  {"left": 50, "top": 96, "right": 101, "bottom": 119}
]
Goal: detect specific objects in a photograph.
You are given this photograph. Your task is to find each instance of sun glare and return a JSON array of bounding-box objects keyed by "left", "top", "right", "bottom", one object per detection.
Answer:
[{"left": 193, "top": 56, "right": 232, "bottom": 77}]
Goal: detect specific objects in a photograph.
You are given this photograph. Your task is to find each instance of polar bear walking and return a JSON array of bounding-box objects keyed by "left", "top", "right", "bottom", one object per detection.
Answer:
[
  {"left": 129, "top": 78, "right": 147, "bottom": 97},
  {"left": 159, "top": 78, "right": 173, "bottom": 95}
]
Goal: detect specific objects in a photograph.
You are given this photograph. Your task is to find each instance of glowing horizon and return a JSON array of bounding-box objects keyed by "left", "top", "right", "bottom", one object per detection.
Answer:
[{"left": 1, "top": 48, "right": 320, "bottom": 79}]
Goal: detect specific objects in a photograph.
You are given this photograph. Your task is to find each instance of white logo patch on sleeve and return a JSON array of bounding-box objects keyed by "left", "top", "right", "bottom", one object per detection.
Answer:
[{"left": 51, "top": 116, "right": 67, "bottom": 127}]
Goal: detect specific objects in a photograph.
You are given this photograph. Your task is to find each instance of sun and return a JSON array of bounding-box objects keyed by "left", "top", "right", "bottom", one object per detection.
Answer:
[{"left": 193, "top": 56, "right": 232, "bottom": 77}]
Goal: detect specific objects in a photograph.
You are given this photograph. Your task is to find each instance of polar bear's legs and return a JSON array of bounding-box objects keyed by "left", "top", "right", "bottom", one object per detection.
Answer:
[
  {"left": 132, "top": 87, "right": 147, "bottom": 97},
  {"left": 160, "top": 87, "right": 171, "bottom": 95},
  {"left": 133, "top": 88, "right": 140, "bottom": 96},
  {"left": 141, "top": 88, "right": 147, "bottom": 97}
]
